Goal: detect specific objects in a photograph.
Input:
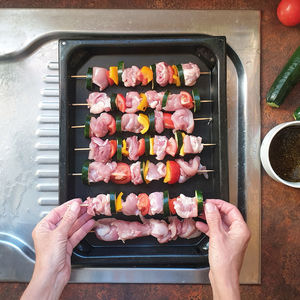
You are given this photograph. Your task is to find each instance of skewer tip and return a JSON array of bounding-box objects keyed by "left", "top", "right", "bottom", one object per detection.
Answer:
[{"left": 70, "top": 75, "right": 87, "bottom": 78}]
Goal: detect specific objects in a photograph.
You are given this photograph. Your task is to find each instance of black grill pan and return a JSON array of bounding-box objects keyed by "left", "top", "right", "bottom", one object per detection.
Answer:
[{"left": 59, "top": 35, "right": 228, "bottom": 268}]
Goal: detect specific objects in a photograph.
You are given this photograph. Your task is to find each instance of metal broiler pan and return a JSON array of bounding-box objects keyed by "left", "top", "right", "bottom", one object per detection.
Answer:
[{"left": 59, "top": 35, "right": 228, "bottom": 268}]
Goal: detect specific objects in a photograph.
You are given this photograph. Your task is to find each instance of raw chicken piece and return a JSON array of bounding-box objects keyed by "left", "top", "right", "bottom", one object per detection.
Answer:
[
  {"left": 155, "top": 62, "right": 169, "bottom": 87},
  {"left": 148, "top": 192, "right": 164, "bottom": 215},
  {"left": 122, "top": 66, "right": 142, "bottom": 87},
  {"left": 85, "top": 194, "right": 111, "bottom": 216},
  {"left": 122, "top": 193, "right": 139, "bottom": 216},
  {"left": 86, "top": 92, "right": 111, "bottom": 114},
  {"left": 92, "top": 67, "right": 109, "bottom": 91},
  {"left": 181, "top": 63, "right": 200, "bottom": 86},
  {"left": 125, "top": 91, "right": 141, "bottom": 113},
  {"left": 171, "top": 108, "right": 194, "bottom": 133},
  {"left": 88, "top": 138, "right": 111, "bottom": 163},
  {"left": 88, "top": 161, "right": 117, "bottom": 183},
  {"left": 121, "top": 114, "right": 143, "bottom": 133}
]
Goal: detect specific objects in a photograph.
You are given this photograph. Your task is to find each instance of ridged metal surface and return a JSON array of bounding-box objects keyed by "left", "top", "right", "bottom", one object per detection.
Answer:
[
  {"left": 35, "top": 60, "right": 59, "bottom": 218},
  {"left": 38, "top": 62, "right": 59, "bottom": 214},
  {"left": 38, "top": 197, "right": 59, "bottom": 205}
]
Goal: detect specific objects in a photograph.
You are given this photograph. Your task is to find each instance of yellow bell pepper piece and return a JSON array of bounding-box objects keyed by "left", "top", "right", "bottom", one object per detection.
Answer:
[
  {"left": 150, "top": 137, "right": 155, "bottom": 155},
  {"left": 116, "top": 192, "right": 123, "bottom": 213},
  {"left": 138, "top": 113, "right": 150, "bottom": 134},
  {"left": 163, "top": 161, "right": 171, "bottom": 183},
  {"left": 179, "top": 133, "right": 185, "bottom": 156},
  {"left": 143, "top": 160, "right": 150, "bottom": 184},
  {"left": 172, "top": 65, "right": 181, "bottom": 87},
  {"left": 122, "top": 139, "right": 129, "bottom": 156},
  {"left": 137, "top": 93, "right": 148, "bottom": 112},
  {"left": 140, "top": 66, "right": 153, "bottom": 85},
  {"left": 109, "top": 66, "right": 118, "bottom": 85}
]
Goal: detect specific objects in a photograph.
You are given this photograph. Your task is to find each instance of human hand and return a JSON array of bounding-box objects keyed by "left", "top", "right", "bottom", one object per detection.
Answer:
[
  {"left": 21, "top": 199, "right": 95, "bottom": 300},
  {"left": 196, "top": 199, "right": 251, "bottom": 300}
]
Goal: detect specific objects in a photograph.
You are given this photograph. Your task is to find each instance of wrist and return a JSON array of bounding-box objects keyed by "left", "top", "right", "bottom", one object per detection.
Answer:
[
  {"left": 33, "top": 265, "right": 66, "bottom": 295},
  {"left": 209, "top": 270, "right": 240, "bottom": 300},
  {"left": 22, "top": 266, "right": 65, "bottom": 300},
  {"left": 33, "top": 260, "right": 59, "bottom": 281}
]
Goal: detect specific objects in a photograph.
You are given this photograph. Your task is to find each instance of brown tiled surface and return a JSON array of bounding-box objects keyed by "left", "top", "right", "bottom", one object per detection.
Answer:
[{"left": 1, "top": 1, "right": 300, "bottom": 299}]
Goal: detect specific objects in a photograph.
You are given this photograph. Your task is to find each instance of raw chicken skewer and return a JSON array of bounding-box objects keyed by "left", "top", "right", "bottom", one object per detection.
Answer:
[
  {"left": 70, "top": 62, "right": 208, "bottom": 91},
  {"left": 73, "top": 134, "right": 216, "bottom": 163},
  {"left": 92, "top": 216, "right": 203, "bottom": 244},
  {"left": 75, "top": 190, "right": 204, "bottom": 219},
  {"left": 71, "top": 109, "right": 212, "bottom": 138},
  {"left": 70, "top": 156, "right": 212, "bottom": 185},
  {"left": 70, "top": 89, "right": 212, "bottom": 114}
]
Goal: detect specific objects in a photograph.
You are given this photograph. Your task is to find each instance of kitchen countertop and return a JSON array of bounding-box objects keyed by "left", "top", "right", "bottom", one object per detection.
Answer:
[{"left": 0, "top": 0, "right": 299, "bottom": 299}]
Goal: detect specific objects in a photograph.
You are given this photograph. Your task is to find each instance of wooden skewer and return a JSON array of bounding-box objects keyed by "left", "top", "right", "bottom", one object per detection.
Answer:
[
  {"left": 68, "top": 203, "right": 90, "bottom": 207},
  {"left": 71, "top": 75, "right": 87, "bottom": 78},
  {"left": 71, "top": 117, "right": 212, "bottom": 129},
  {"left": 198, "top": 169, "right": 215, "bottom": 173},
  {"left": 74, "top": 147, "right": 91, "bottom": 151},
  {"left": 71, "top": 170, "right": 214, "bottom": 176},
  {"left": 71, "top": 103, "right": 90, "bottom": 106},
  {"left": 71, "top": 71, "right": 211, "bottom": 78},
  {"left": 71, "top": 172, "right": 129, "bottom": 177},
  {"left": 193, "top": 117, "right": 212, "bottom": 121},
  {"left": 74, "top": 143, "right": 216, "bottom": 151},
  {"left": 71, "top": 100, "right": 214, "bottom": 106}
]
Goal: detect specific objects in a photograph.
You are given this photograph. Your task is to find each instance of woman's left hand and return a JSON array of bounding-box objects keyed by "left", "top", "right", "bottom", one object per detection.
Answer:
[{"left": 21, "top": 199, "right": 95, "bottom": 300}]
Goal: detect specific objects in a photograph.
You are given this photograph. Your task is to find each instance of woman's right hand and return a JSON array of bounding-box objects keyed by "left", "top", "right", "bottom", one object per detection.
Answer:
[{"left": 196, "top": 199, "right": 251, "bottom": 300}]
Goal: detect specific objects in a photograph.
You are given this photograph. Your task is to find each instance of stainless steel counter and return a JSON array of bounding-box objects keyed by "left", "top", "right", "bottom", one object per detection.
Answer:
[{"left": 0, "top": 9, "right": 260, "bottom": 284}]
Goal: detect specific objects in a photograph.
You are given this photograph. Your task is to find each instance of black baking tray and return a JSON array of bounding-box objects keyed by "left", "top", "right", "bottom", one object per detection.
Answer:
[{"left": 59, "top": 35, "right": 228, "bottom": 268}]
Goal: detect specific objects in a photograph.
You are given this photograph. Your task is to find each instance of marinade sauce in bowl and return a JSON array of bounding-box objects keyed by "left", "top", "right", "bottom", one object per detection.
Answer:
[
  {"left": 260, "top": 121, "right": 300, "bottom": 188},
  {"left": 269, "top": 126, "right": 300, "bottom": 182}
]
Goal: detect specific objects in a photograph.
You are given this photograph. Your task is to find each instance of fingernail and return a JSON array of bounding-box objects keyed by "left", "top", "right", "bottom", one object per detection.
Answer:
[
  {"left": 205, "top": 202, "right": 216, "bottom": 213},
  {"left": 70, "top": 201, "right": 79, "bottom": 212}
]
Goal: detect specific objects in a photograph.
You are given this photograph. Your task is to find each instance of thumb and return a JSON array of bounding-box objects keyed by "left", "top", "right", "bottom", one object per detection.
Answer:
[
  {"left": 204, "top": 202, "right": 222, "bottom": 236},
  {"left": 57, "top": 201, "right": 81, "bottom": 236}
]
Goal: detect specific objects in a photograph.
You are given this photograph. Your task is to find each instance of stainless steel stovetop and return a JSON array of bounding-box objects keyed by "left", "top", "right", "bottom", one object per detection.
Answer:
[{"left": 0, "top": 9, "right": 260, "bottom": 284}]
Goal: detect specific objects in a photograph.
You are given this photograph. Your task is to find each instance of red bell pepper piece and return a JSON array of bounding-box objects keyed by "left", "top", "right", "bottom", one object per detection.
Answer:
[
  {"left": 137, "top": 193, "right": 150, "bottom": 216},
  {"left": 109, "top": 140, "right": 117, "bottom": 158},
  {"left": 169, "top": 197, "right": 177, "bottom": 215},
  {"left": 137, "top": 138, "right": 145, "bottom": 157},
  {"left": 164, "top": 161, "right": 180, "bottom": 184},
  {"left": 106, "top": 70, "right": 114, "bottom": 86},
  {"left": 116, "top": 93, "right": 126, "bottom": 113},
  {"left": 163, "top": 113, "right": 174, "bottom": 129}
]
